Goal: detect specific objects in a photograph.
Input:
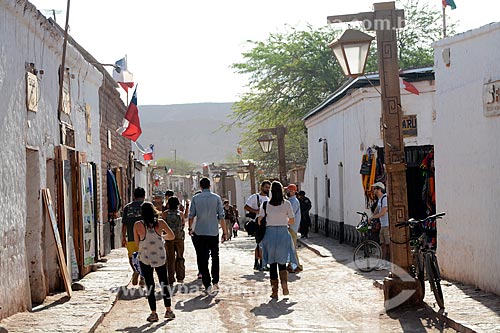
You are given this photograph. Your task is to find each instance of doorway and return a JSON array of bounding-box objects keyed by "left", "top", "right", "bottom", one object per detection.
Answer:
[
  {"left": 25, "top": 148, "right": 47, "bottom": 305},
  {"left": 405, "top": 145, "right": 434, "bottom": 220}
]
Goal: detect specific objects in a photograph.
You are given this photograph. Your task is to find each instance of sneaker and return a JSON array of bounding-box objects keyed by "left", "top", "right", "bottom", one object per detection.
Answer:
[
  {"left": 139, "top": 277, "right": 145, "bottom": 287},
  {"left": 203, "top": 285, "right": 212, "bottom": 295},
  {"left": 197, "top": 273, "right": 202, "bottom": 279},
  {"left": 212, "top": 283, "right": 219, "bottom": 292},
  {"left": 164, "top": 310, "right": 176, "bottom": 319},
  {"left": 177, "top": 280, "right": 184, "bottom": 284},
  {"left": 146, "top": 312, "right": 159, "bottom": 322},
  {"left": 132, "top": 271, "right": 139, "bottom": 285}
]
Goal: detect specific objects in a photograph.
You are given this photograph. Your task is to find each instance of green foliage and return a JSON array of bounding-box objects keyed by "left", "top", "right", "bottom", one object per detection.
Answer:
[
  {"left": 156, "top": 157, "right": 197, "bottom": 175},
  {"left": 231, "top": 25, "right": 344, "bottom": 172}
]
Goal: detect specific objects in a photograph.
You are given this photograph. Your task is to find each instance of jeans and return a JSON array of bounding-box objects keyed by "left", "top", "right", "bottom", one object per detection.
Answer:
[
  {"left": 300, "top": 214, "right": 311, "bottom": 236},
  {"left": 288, "top": 228, "right": 301, "bottom": 268},
  {"left": 165, "top": 238, "right": 185, "bottom": 283},
  {"left": 139, "top": 262, "right": 171, "bottom": 311},
  {"left": 192, "top": 234, "right": 220, "bottom": 288}
]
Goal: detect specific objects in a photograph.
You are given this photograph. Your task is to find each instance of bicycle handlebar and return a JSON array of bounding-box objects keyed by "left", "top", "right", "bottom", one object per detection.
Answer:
[
  {"left": 356, "top": 211, "right": 368, "bottom": 216},
  {"left": 395, "top": 212, "right": 446, "bottom": 228}
]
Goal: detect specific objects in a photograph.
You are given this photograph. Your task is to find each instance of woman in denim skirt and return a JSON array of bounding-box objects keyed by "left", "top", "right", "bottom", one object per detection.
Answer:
[{"left": 258, "top": 181, "right": 297, "bottom": 298}]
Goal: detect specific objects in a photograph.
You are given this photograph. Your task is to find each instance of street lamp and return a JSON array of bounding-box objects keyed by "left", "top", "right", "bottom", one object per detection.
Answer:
[
  {"left": 328, "top": 29, "right": 374, "bottom": 78},
  {"left": 328, "top": 2, "right": 413, "bottom": 309},
  {"left": 258, "top": 126, "right": 288, "bottom": 185},
  {"left": 237, "top": 169, "right": 249, "bottom": 182},
  {"left": 257, "top": 134, "right": 274, "bottom": 153}
]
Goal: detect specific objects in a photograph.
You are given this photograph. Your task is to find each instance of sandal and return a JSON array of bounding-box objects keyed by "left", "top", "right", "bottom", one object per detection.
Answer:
[{"left": 147, "top": 312, "right": 159, "bottom": 322}]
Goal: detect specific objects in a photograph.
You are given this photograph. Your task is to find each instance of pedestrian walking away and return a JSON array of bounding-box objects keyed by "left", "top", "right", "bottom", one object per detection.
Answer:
[
  {"left": 122, "top": 187, "right": 146, "bottom": 286},
  {"left": 368, "top": 182, "right": 390, "bottom": 269},
  {"left": 133, "top": 202, "right": 176, "bottom": 322},
  {"left": 285, "top": 184, "right": 303, "bottom": 273},
  {"left": 223, "top": 199, "right": 235, "bottom": 241},
  {"left": 188, "top": 178, "right": 227, "bottom": 294},
  {"left": 297, "top": 190, "right": 312, "bottom": 238},
  {"left": 164, "top": 196, "right": 186, "bottom": 287},
  {"left": 232, "top": 204, "right": 240, "bottom": 237},
  {"left": 259, "top": 181, "right": 297, "bottom": 298},
  {"left": 244, "top": 180, "right": 270, "bottom": 270}
]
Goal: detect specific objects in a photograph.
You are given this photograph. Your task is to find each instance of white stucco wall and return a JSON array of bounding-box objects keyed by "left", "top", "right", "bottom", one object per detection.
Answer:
[
  {"left": 0, "top": 0, "right": 103, "bottom": 318},
  {"left": 433, "top": 22, "right": 500, "bottom": 295},
  {"left": 304, "top": 80, "right": 435, "bottom": 228}
]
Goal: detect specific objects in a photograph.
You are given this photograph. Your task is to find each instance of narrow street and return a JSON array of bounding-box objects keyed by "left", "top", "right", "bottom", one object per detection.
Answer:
[{"left": 96, "top": 232, "right": 453, "bottom": 332}]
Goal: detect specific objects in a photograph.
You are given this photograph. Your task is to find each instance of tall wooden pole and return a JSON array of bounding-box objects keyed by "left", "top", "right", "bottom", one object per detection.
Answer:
[
  {"left": 372, "top": 2, "right": 411, "bottom": 274},
  {"left": 249, "top": 162, "right": 256, "bottom": 194},
  {"left": 258, "top": 125, "right": 288, "bottom": 185}
]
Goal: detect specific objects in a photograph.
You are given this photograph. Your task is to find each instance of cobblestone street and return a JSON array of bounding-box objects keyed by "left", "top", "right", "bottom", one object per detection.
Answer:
[{"left": 96, "top": 232, "right": 453, "bottom": 333}]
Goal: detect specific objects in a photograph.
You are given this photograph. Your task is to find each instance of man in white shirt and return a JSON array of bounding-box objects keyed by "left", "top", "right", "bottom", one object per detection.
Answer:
[
  {"left": 244, "top": 180, "right": 270, "bottom": 270},
  {"left": 286, "top": 184, "right": 302, "bottom": 273}
]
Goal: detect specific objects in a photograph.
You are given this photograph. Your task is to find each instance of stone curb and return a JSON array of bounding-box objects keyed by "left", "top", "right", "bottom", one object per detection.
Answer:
[
  {"left": 423, "top": 304, "right": 477, "bottom": 333},
  {"left": 86, "top": 286, "right": 125, "bottom": 333},
  {"left": 297, "top": 238, "right": 329, "bottom": 257}
]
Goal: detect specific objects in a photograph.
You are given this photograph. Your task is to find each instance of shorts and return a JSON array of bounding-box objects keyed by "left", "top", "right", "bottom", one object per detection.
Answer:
[
  {"left": 379, "top": 227, "right": 390, "bottom": 245},
  {"left": 126, "top": 241, "right": 139, "bottom": 258}
]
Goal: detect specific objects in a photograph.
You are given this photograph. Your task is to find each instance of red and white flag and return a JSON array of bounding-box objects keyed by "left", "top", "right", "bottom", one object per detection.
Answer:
[
  {"left": 134, "top": 142, "right": 154, "bottom": 161},
  {"left": 117, "top": 87, "right": 142, "bottom": 141},
  {"left": 400, "top": 78, "right": 420, "bottom": 95}
]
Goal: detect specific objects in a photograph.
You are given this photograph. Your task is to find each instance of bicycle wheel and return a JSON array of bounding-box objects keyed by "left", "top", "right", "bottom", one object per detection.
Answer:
[
  {"left": 353, "top": 240, "right": 382, "bottom": 272},
  {"left": 425, "top": 252, "right": 444, "bottom": 309},
  {"left": 414, "top": 251, "right": 425, "bottom": 298}
]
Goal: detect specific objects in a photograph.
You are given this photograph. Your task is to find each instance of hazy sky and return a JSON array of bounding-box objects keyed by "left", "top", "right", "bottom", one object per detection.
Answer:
[{"left": 29, "top": 0, "right": 500, "bottom": 105}]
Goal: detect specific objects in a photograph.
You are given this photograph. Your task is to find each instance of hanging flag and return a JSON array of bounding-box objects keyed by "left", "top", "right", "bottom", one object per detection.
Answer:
[
  {"left": 167, "top": 168, "right": 174, "bottom": 175},
  {"left": 143, "top": 144, "right": 154, "bottom": 161},
  {"left": 113, "top": 56, "right": 134, "bottom": 86},
  {"left": 117, "top": 87, "right": 142, "bottom": 141},
  {"left": 134, "top": 142, "right": 154, "bottom": 160},
  {"left": 399, "top": 78, "right": 420, "bottom": 95},
  {"left": 442, "top": 0, "right": 456, "bottom": 9},
  {"left": 118, "top": 82, "right": 135, "bottom": 92}
]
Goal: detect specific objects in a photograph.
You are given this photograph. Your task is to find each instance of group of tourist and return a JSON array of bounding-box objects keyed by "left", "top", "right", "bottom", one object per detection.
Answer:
[{"left": 121, "top": 177, "right": 312, "bottom": 322}]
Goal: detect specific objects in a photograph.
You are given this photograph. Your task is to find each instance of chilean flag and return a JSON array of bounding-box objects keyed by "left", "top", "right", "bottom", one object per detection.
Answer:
[
  {"left": 117, "top": 87, "right": 142, "bottom": 141},
  {"left": 143, "top": 144, "right": 154, "bottom": 161},
  {"left": 442, "top": 0, "right": 456, "bottom": 9},
  {"left": 400, "top": 78, "right": 420, "bottom": 95}
]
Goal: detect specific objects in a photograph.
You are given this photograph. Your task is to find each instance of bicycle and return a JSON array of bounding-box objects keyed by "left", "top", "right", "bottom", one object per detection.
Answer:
[
  {"left": 395, "top": 212, "right": 446, "bottom": 309},
  {"left": 353, "top": 212, "right": 382, "bottom": 272}
]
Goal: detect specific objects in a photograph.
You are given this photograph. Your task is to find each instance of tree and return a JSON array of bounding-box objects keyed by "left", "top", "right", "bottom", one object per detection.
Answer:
[
  {"left": 156, "top": 157, "right": 197, "bottom": 175},
  {"left": 231, "top": 0, "right": 454, "bottom": 175},
  {"left": 231, "top": 25, "right": 343, "bottom": 172}
]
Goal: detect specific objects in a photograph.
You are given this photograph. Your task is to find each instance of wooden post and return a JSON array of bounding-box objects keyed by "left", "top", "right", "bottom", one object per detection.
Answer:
[
  {"left": 372, "top": 1, "right": 411, "bottom": 274},
  {"left": 249, "top": 162, "right": 256, "bottom": 194}
]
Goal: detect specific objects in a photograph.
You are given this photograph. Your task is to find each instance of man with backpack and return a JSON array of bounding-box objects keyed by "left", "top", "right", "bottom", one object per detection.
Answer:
[
  {"left": 369, "top": 182, "right": 389, "bottom": 268},
  {"left": 244, "top": 180, "right": 270, "bottom": 270}
]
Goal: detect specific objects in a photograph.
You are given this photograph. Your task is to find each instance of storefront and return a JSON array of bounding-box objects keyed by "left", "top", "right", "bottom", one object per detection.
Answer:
[{"left": 303, "top": 67, "right": 437, "bottom": 244}]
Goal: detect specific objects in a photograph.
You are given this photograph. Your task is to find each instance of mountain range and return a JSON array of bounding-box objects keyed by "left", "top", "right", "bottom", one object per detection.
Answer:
[{"left": 138, "top": 103, "right": 243, "bottom": 165}]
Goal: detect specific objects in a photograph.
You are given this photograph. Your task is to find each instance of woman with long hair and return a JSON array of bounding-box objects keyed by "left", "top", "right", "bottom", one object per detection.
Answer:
[
  {"left": 258, "top": 181, "right": 297, "bottom": 298},
  {"left": 133, "top": 202, "right": 176, "bottom": 322}
]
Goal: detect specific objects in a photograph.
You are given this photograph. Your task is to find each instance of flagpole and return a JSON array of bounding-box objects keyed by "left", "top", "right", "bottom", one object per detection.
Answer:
[{"left": 443, "top": 6, "right": 447, "bottom": 38}]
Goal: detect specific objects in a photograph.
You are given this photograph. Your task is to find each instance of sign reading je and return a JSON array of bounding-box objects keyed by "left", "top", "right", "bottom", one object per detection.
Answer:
[
  {"left": 484, "top": 79, "right": 500, "bottom": 117},
  {"left": 402, "top": 115, "right": 417, "bottom": 137}
]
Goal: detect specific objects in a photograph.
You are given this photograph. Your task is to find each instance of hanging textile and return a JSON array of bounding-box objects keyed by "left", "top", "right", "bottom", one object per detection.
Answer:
[
  {"left": 107, "top": 169, "right": 121, "bottom": 213},
  {"left": 360, "top": 147, "right": 381, "bottom": 208}
]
